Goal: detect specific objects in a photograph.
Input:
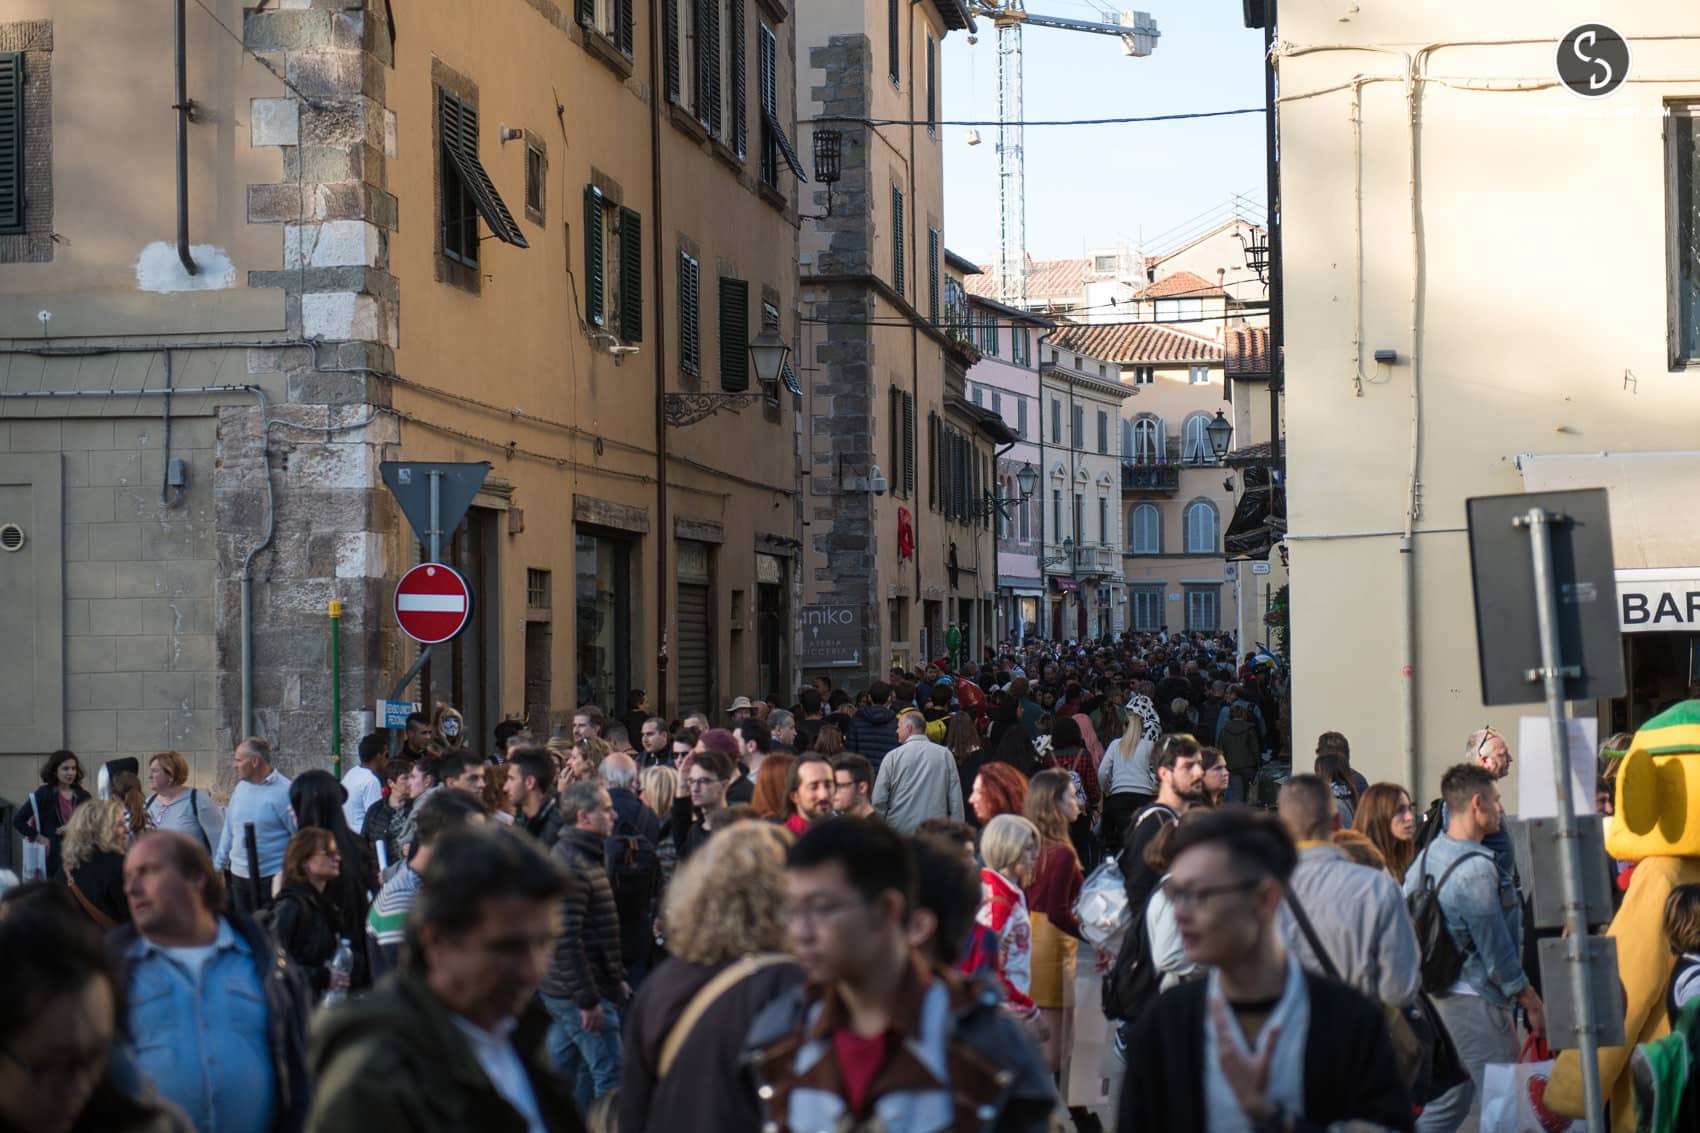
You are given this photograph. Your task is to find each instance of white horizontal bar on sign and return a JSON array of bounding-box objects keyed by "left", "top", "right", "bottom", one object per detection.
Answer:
[{"left": 397, "top": 595, "right": 466, "bottom": 612}]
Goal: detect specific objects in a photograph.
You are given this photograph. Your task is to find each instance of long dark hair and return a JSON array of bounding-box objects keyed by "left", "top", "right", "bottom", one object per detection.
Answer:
[
  {"left": 944, "top": 713, "right": 980, "bottom": 764},
  {"left": 289, "top": 770, "right": 370, "bottom": 958},
  {"left": 992, "top": 728, "right": 1042, "bottom": 778}
]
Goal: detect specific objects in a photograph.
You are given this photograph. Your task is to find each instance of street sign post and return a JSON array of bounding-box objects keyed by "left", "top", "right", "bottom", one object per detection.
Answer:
[
  {"left": 1466, "top": 488, "right": 1625, "bottom": 1133},
  {"left": 378, "top": 699, "right": 420, "bottom": 730},
  {"left": 394, "top": 562, "right": 474, "bottom": 645}
]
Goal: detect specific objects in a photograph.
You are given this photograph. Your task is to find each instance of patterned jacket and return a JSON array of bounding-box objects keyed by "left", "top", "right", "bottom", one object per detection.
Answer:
[{"left": 744, "top": 958, "right": 1058, "bottom": 1133}]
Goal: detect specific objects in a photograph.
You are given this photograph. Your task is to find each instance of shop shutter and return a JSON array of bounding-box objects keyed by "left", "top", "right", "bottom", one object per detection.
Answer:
[{"left": 676, "top": 583, "right": 713, "bottom": 717}]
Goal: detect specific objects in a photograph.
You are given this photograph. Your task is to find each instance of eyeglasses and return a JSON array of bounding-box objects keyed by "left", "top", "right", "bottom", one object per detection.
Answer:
[
  {"left": 1476, "top": 726, "right": 1500, "bottom": 757},
  {"left": 1160, "top": 877, "right": 1260, "bottom": 912}
]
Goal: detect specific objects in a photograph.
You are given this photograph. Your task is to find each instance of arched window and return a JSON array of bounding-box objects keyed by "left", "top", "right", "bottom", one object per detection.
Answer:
[
  {"left": 1184, "top": 500, "right": 1218, "bottom": 554},
  {"left": 1130, "top": 503, "right": 1162, "bottom": 555},
  {"left": 1130, "top": 416, "right": 1164, "bottom": 464},
  {"left": 1182, "top": 413, "right": 1213, "bottom": 464}
]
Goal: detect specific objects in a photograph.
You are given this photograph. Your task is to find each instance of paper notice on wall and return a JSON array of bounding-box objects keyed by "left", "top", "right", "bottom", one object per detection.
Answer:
[{"left": 1516, "top": 716, "right": 1598, "bottom": 818}]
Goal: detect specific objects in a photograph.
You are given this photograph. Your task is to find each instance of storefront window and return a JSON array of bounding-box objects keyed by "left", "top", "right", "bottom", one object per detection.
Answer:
[{"left": 576, "top": 531, "right": 632, "bottom": 713}]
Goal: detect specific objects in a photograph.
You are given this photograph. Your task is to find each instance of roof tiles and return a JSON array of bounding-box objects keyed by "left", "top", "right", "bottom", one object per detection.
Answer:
[{"left": 1049, "top": 322, "right": 1224, "bottom": 364}]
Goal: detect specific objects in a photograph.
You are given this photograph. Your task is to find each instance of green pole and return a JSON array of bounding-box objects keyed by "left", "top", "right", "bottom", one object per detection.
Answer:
[{"left": 329, "top": 600, "right": 343, "bottom": 777}]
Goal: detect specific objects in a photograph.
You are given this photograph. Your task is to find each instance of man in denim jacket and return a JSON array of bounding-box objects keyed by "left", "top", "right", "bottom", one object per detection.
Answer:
[
  {"left": 114, "top": 832, "right": 312, "bottom": 1133},
  {"left": 1404, "top": 764, "right": 1547, "bottom": 1133}
]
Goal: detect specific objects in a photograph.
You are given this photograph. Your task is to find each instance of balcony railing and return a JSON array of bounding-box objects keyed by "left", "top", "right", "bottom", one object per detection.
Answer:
[
  {"left": 1070, "top": 542, "right": 1121, "bottom": 577},
  {"left": 1122, "top": 462, "right": 1180, "bottom": 493}
]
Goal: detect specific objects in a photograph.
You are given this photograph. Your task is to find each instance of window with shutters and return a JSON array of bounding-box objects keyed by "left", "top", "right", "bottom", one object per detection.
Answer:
[
  {"left": 1097, "top": 409, "right": 1108, "bottom": 454},
  {"left": 724, "top": 0, "right": 746, "bottom": 159},
  {"left": 927, "top": 411, "right": 940, "bottom": 510},
  {"left": 925, "top": 35, "right": 936, "bottom": 133},
  {"left": 438, "top": 88, "right": 529, "bottom": 278},
  {"left": 1184, "top": 500, "right": 1219, "bottom": 554},
  {"left": 524, "top": 141, "right": 546, "bottom": 225},
  {"left": 1050, "top": 398, "right": 1061, "bottom": 444},
  {"left": 583, "top": 187, "right": 642, "bottom": 342},
  {"left": 663, "top": 0, "right": 698, "bottom": 113},
  {"left": 1051, "top": 490, "right": 1062, "bottom": 541},
  {"left": 1669, "top": 102, "right": 1700, "bottom": 366},
  {"left": 1189, "top": 365, "right": 1212, "bottom": 385},
  {"left": 887, "top": 387, "right": 915, "bottom": 499},
  {"left": 1182, "top": 412, "right": 1213, "bottom": 464},
  {"left": 903, "top": 392, "right": 916, "bottom": 497},
  {"left": 1185, "top": 586, "right": 1220, "bottom": 630},
  {"left": 891, "top": 185, "right": 905, "bottom": 296},
  {"left": 1074, "top": 493, "right": 1084, "bottom": 547},
  {"left": 754, "top": 21, "right": 803, "bottom": 192},
  {"left": 1130, "top": 415, "right": 1163, "bottom": 463},
  {"left": 970, "top": 385, "right": 982, "bottom": 407},
  {"left": 1018, "top": 491, "right": 1031, "bottom": 542},
  {"left": 719, "top": 276, "right": 750, "bottom": 390},
  {"left": 1130, "top": 504, "right": 1161, "bottom": 555},
  {"left": 990, "top": 390, "right": 1002, "bottom": 419},
  {"left": 888, "top": 0, "right": 900, "bottom": 85},
  {"left": 696, "top": 0, "right": 722, "bottom": 136},
  {"left": 1099, "top": 496, "right": 1110, "bottom": 547},
  {"left": 577, "top": 0, "right": 635, "bottom": 60},
  {"left": 679, "top": 251, "right": 701, "bottom": 379},
  {"left": 1016, "top": 398, "right": 1027, "bottom": 439},
  {"left": 0, "top": 38, "right": 47, "bottom": 262},
  {"left": 1133, "top": 365, "right": 1155, "bottom": 385},
  {"left": 1071, "top": 404, "right": 1084, "bottom": 449},
  {"left": 1131, "top": 586, "right": 1164, "bottom": 631},
  {"left": 927, "top": 228, "right": 941, "bottom": 324}
]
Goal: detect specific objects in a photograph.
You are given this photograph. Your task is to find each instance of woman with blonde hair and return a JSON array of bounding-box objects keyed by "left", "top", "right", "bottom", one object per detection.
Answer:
[
  {"left": 619, "top": 822, "right": 804, "bottom": 1133},
  {"left": 144, "top": 749, "right": 221, "bottom": 850},
  {"left": 642, "top": 765, "right": 680, "bottom": 891},
  {"left": 60, "top": 799, "right": 130, "bottom": 928},
  {"left": 973, "top": 814, "right": 1043, "bottom": 1029},
  {"left": 1022, "top": 768, "right": 1084, "bottom": 1080},
  {"left": 1099, "top": 699, "right": 1159, "bottom": 852}
]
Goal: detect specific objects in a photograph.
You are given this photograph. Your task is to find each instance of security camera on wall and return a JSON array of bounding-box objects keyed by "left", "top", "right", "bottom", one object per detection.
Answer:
[{"left": 870, "top": 465, "right": 889, "bottom": 496}]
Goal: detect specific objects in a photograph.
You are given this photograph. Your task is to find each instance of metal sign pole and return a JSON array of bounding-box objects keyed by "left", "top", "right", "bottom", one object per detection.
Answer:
[
  {"left": 1522, "top": 506, "right": 1605, "bottom": 1132},
  {"left": 427, "top": 469, "right": 443, "bottom": 564}
]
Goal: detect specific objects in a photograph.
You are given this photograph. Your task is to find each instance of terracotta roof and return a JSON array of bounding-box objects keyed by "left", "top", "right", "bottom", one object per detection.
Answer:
[
  {"left": 1225, "top": 439, "right": 1284, "bottom": 465},
  {"left": 1049, "top": 322, "right": 1224, "bottom": 364},
  {"left": 1147, "top": 218, "right": 1266, "bottom": 268},
  {"left": 963, "top": 256, "right": 1092, "bottom": 302},
  {"left": 1133, "top": 271, "right": 1227, "bottom": 299},
  {"left": 1224, "top": 326, "right": 1272, "bottom": 378}
]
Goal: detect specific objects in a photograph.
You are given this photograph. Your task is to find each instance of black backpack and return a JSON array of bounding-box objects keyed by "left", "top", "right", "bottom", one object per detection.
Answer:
[
  {"left": 604, "top": 813, "right": 660, "bottom": 917},
  {"left": 1407, "top": 848, "right": 1492, "bottom": 994},
  {"left": 1410, "top": 798, "right": 1448, "bottom": 858}
]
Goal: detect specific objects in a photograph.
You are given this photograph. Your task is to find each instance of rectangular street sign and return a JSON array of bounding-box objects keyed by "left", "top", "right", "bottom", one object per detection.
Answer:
[
  {"left": 799, "top": 605, "right": 863, "bottom": 667},
  {"left": 1466, "top": 488, "right": 1625, "bottom": 705},
  {"left": 378, "top": 699, "right": 419, "bottom": 730}
]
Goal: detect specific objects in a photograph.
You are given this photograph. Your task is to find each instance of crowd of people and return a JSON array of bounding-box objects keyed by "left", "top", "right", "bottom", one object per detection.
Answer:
[{"left": 1, "top": 629, "right": 1681, "bottom": 1133}]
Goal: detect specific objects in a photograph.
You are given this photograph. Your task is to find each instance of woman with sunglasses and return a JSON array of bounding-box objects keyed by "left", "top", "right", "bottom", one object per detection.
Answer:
[{"left": 272, "top": 828, "right": 348, "bottom": 1002}]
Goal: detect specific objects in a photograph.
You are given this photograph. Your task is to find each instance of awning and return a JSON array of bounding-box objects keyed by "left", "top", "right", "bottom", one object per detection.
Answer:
[
  {"left": 1050, "top": 576, "right": 1080, "bottom": 593},
  {"left": 1517, "top": 452, "right": 1700, "bottom": 568}
]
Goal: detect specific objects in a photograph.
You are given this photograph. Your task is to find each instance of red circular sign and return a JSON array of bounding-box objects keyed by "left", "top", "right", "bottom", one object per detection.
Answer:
[{"left": 394, "top": 563, "right": 473, "bottom": 644}]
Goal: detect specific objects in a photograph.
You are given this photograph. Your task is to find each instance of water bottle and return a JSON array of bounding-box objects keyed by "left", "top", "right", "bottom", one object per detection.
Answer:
[{"left": 323, "top": 937, "right": 354, "bottom": 1006}]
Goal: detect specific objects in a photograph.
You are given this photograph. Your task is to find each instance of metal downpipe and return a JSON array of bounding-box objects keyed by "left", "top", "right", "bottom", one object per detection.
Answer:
[{"left": 174, "top": 0, "right": 199, "bottom": 276}]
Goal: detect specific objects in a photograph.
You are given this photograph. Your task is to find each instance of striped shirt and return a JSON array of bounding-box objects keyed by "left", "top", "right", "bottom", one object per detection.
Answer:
[{"left": 367, "top": 866, "right": 423, "bottom": 969}]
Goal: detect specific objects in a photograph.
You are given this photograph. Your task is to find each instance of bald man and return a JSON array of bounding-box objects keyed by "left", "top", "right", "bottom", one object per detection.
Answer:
[
  {"left": 1276, "top": 775, "right": 1420, "bottom": 1010},
  {"left": 598, "top": 751, "right": 661, "bottom": 984}
]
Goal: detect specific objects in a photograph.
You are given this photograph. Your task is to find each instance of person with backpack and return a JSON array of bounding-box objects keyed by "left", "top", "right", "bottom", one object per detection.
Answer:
[
  {"left": 1105, "top": 735, "right": 1208, "bottom": 1043},
  {"left": 144, "top": 750, "right": 222, "bottom": 852},
  {"left": 542, "top": 780, "right": 631, "bottom": 1114},
  {"left": 1404, "top": 763, "right": 1545, "bottom": 1133},
  {"left": 599, "top": 754, "right": 662, "bottom": 988}
]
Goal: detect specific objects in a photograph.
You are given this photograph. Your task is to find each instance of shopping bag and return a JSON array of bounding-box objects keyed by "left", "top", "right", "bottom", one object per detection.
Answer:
[
  {"left": 1064, "top": 952, "right": 1115, "bottom": 1109},
  {"left": 1479, "top": 1037, "right": 1586, "bottom": 1133},
  {"left": 1075, "top": 854, "right": 1129, "bottom": 950},
  {"left": 21, "top": 838, "right": 46, "bottom": 881}
]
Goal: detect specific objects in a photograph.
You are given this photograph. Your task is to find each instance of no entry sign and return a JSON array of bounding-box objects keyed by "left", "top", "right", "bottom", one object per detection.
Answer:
[{"left": 394, "top": 563, "right": 473, "bottom": 645}]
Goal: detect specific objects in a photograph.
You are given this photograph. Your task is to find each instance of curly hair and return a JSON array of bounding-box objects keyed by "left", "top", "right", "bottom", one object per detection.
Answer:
[
  {"left": 62, "top": 799, "right": 126, "bottom": 871},
  {"left": 970, "top": 762, "right": 1029, "bottom": 824},
  {"left": 662, "top": 821, "right": 792, "bottom": 965}
]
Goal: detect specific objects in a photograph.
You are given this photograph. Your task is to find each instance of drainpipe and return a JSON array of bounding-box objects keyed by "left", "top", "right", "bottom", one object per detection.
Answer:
[
  {"left": 647, "top": 0, "right": 670, "bottom": 716},
  {"left": 173, "top": 0, "right": 199, "bottom": 276}
]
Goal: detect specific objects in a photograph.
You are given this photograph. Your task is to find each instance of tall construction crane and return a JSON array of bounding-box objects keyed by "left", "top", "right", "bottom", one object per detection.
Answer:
[{"left": 966, "top": 3, "right": 1160, "bottom": 305}]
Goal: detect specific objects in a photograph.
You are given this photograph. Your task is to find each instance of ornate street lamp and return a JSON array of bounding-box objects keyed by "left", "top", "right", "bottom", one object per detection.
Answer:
[
  {"left": 748, "top": 326, "right": 791, "bottom": 393},
  {"left": 1206, "top": 409, "right": 1234, "bottom": 462}
]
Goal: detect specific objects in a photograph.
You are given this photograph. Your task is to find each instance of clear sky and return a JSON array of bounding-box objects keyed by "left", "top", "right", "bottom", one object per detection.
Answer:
[{"left": 941, "top": 1, "right": 1269, "bottom": 266}]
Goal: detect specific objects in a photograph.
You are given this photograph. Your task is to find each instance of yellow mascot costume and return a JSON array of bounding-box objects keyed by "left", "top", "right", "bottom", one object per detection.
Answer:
[{"left": 1548, "top": 701, "right": 1700, "bottom": 1131}]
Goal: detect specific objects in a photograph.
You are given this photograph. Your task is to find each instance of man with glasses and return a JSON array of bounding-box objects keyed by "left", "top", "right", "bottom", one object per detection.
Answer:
[
  {"left": 831, "top": 754, "right": 877, "bottom": 819},
  {"left": 541, "top": 780, "right": 629, "bottom": 1114},
  {"left": 746, "top": 818, "right": 1057, "bottom": 1130},
  {"left": 670, "top": 748, "right": 735, "bottom": 862},
  {"left": 1460, "top": 727, "right": 1519, "bottom": 889},
  {"left": 1118, "top": 808, "right": 1413, "bottom": 1131},
  {"left": 118, "top": 831, "right": 313, "bottom": 1133}
]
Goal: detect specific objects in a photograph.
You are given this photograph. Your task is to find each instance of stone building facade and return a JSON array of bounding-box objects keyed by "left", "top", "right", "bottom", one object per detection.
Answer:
[{"left": 0, "top": 0, "right": 804, "bottom": 808}]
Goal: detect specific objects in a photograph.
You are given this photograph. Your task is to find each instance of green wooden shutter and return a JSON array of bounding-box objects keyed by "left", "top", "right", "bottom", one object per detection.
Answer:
[
  {"left": 619, "top": 206, "right": 642, "bottom": 342},
  {"left": 679, "top": 252, "right": 700, "bottom": 376},
  {"left": 891, "top": 186, "right": 905, "bottom": 296},
  {"left": 926, "top": 36, "right": 936, "bottom": 128},
  {"left": 0, "top": 54, "right": 23, "bottom": 233},
  {"left": 927, "top": 228, "right": 940, "bottom": 324},
  {"left": 619, "top": 0, "right": 635, "bottom": 56},
  {"left": 699, "top": 0, "right": 721, "bottom": 136},
  {"left": 576, "top": 0, "right": 595, "bottom": 27},
  {"left": 888, "top": 0, "right": 899, "bottom": 82},
  {"left": 719, "top": 277, "right": 749, "bottom": 390},
  {"left": 903, "top": 392, "right": 915, "bottom": 497},
  {"left": 927, "top": 412, "right": 938, "bottom": 508},
  {"left": 584, "top": 186, "right": 606, "bottom": 327},
  {"left": 664, "top": 0, "right": 681, "bottom": 102},
  {"left": 729, "top": 0, "right": 746, "bottom": 158}
]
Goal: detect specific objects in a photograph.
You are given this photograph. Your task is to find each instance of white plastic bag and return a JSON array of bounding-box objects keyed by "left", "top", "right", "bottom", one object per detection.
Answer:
[
  {"left": 1075, "top": 854, "right": 1129, "bottom": 949},
  {"left": 1480, "top": 1040, "right": 1586, "bottom": 1133}
]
